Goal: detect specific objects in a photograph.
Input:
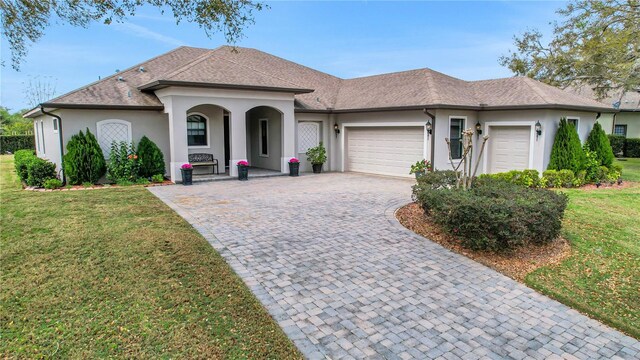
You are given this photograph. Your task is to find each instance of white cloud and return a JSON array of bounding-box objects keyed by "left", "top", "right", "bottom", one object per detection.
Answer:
[{"left": 111, "top": 22, "right": 185, "bottom": 47}]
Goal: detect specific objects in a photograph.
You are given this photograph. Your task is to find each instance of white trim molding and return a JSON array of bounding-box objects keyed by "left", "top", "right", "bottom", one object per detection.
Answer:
[
  {"left": 566, "top": 116, "right": 580, "bottom": 133},
  {"left": 448, "top": 116, "right": 467, "bottom": 162},
  {"left": 186, "top": 112, "right": 211, "bottom": 149},
  {"left": 482, "top": 121, "right": 537, "bottom": 174},
  {"left": 96, "top": 119, "right": 132, "bottom": 156},
  {"left": 297, "top": 121, "right": 320, "bottom": 154}
]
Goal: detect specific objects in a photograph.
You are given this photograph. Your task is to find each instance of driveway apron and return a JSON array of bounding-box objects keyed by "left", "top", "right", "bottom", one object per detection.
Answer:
[{"left": 149, "top": 173, "right": 639, "bottom": 359}]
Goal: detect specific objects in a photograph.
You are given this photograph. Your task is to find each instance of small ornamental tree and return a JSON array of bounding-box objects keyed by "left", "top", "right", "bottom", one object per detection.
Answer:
[
  {"left": 137, "top": 136, "right": 165, "bottom": 178},
  {"left": 548, "top": 118, "right": 586, "bottom": 173},
  {"left": 63, "top": 129, "right": 106, "bottom": 184},
  {"left": 585, "top": 122, "right": 614, "bottom": 167}
]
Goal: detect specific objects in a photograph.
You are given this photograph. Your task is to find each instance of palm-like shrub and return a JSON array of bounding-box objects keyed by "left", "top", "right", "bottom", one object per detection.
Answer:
[
  {"left": 63, "top": 129, "right": 106, "bottom": 185},
  {"left": 137, "top": 136, "right": 165, "bottom": 178},
  {"left": 548, "top": 117, "right": 586, "bottom": 173},
  {"left": 585, "top": 122, "right": 614, "bottom": 167}
]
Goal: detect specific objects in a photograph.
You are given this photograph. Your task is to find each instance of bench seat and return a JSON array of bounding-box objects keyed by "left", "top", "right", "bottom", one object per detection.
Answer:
[{"left": 188, "top": 153, "right": 219, "bottom": 175}]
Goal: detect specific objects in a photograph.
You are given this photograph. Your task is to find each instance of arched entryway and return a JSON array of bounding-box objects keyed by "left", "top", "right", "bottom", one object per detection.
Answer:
[
  {"left": 245, "top": 106, "right": 283, "bottom": 172},
  {"left": 186, "top": 104, "right": 231, "bottom": 176}
]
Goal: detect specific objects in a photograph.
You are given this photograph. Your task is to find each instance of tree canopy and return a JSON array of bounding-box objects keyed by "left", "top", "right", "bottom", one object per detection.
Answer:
[
  {"left": 0, "top": 107, "right": 32, "bottom": 135},
  {"left": 499, "top": 0, "right": 640, "bottom": 101},
  {"left": 1, "top": 0, "right": 265, "bottom": 70}
]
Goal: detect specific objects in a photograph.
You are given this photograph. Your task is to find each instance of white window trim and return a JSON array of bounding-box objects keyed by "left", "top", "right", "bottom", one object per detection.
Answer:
[
  {"left": 259, "top": 118, "right": 269, "bottom": 157},
  {"left": 52, "top": 118, "right": 59, "bottom": 134},
  {"left": 448, "top": 116, "right": 467, "bottom": 162},
  {"left": 614, "top": 124, "right": 627, "bottom": 137},
  {"left": 186, "top": 112, "right": 210, "bottom": 149},
  {"left": 97, "top": 119, "right": 132, "bottom": 142},
  {"left": 297, "top": 121, "right": 320, "bottom": 154},
  {"left": 40, "top": 120, "right": 46, "bottom": 156},
  {"left": 34, "top": 120, "right": 41, "bottom": 153},
  {"left": 566, "top": 117, "right": 580, "bottom": 133}
]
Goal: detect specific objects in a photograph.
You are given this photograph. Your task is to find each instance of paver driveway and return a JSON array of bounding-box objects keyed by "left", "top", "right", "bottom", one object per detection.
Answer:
[{"left": 149, "top": 173, "right": 639, "bottom": 359}]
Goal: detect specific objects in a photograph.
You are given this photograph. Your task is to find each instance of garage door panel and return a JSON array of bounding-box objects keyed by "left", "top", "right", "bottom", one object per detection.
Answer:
[
  {"left": 346, "top": 127, "right": 424, "bottom": 177},
  {"left": 488, "top": 126, "right": 531, "bottom": 173}
]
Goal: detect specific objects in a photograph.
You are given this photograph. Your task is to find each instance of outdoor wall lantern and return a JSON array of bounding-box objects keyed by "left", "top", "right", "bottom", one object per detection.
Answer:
[
  {"left": 475, "top": 121, "right": 482, "bottom": 135},
  {"left": 334, "top": 123, "right": 340, "bottom": 137},
  {"left": 425, "top": 120, "right": 433, "bottom": 135},
  {"left": 535, "top": 121, "right": 543, "bottom": 138}
]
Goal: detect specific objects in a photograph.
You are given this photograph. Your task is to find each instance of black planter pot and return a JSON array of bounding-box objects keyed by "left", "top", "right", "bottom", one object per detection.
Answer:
[
  {"left": 289, "top": 162, "right": 300, "bottom": 176},
  {"left": 181, "top": 168, "right": 193, "bottom": 185},
  {"left": 312, "top": 164, "right": 323, "bottom": 174},
  {"left": 237, "top": 165, "right": 249, "bottom": 181}
]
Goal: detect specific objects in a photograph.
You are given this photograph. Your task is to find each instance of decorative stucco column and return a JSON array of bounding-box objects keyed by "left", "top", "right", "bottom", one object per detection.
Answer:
[
  {"left": 229, "top": 109, "right": 247, "bottom": 177},
  {"left": 161, "top": 96, "right": 190, "bottom": 182},
  {"left": 280, "top": 107, "right": 296, "bottom": 173}
]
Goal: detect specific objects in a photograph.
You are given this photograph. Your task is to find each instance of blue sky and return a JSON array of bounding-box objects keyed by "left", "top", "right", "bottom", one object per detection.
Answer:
[{"left": 0, "top": 1, "right": 565, "bottom": 111}]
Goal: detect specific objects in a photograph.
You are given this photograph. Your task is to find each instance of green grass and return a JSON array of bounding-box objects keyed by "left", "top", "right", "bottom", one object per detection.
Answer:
[
  {"left": 0, "top": 155, "right": 301, "bottom": 358},
  {"left": 615, "top": 157, "right": 640, "bottom": 182},
  {"left": 526, "top": 164, "right": 640, "bottom": 338}
]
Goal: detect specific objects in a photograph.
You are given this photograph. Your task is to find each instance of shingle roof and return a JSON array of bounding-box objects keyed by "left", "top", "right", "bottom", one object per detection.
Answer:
[
  {"left": 33, "top": 45, "right": 613, "bottom": 115},
  {"left": 567, "top": 85, "right": 640, "bottom": 111}
]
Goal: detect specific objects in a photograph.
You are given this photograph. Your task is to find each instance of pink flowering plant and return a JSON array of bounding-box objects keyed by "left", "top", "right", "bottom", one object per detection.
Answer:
[
  {"left": 409, "top": 159, "right": 432, "bottom": 174},
  {"left": 181, "top": 163, "right": 193, "bottom": 170},
  {"left": 237, "top": 160, "right": 249, "bottom": 167},
  {"left": 289, "top": 157, "right": 300, "bottom": 163}
]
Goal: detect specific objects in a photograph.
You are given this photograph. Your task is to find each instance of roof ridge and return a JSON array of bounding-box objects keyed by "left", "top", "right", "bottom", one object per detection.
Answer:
[
  {"left": 423, "top": 70, "right": 441, "bottom": 104},
  {"left": 218, "top": 50, "right": 312, "bottom": 89},
  {"left": 44, "top": 46, "right": 202, "bottom": 105},
  {"left": 155, "top": 49, "right": 218, "bottom": 80},
  {"left": 522, "top": 77, "right": 552, "bottom": 104}
]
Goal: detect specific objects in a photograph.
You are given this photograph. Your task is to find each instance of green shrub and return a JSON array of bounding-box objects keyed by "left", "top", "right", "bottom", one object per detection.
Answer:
[
  {"left": 413, "top": 180, "right": 568, "bottom": 251},
  {"left": 412, "top": 170, "right": 457, "bottom": 195},
  {"left": 548, "top": 117, "right": 586, "bottom": 173},
  {"left": 0, "top": 135, "right": 35, "bottom": 154},
  {"left": 151, "top": 174, "right": 165, "bottom": 183},
  {"left": 542, "top": 170, "right": 562, "bottom": 188},
  {"left": 583, "top": 149, "right": 601, "bottom": 183},
  {"left": 26, "top": 157, "right": 57, "bottom": 187},
  {"left": 585, "top": 122, "right": 614, "bottom": 167},
  {"left": 107, "top": 141, "right": 139, "bottom": 183},
  {"left": 573, "top": 170, "right": 586, "bottom": 187},
  {"left": 14, "top": 149, "right": 36, "bottom": 182},
  {"left": 607, "top": 135, "right": 625, "bottom": 156},
  {"left": 44, "top": 178, "right": 63, "bottom": 189},
  {"left": 137, "top": 136, "right": 165, "bottom": 178},
  {"left": 63, "top": 129, "right": 106, "bottom": 185},
  {"left": 306, "top": 142, "right": 327, "bottom": 165},
  {"left": 624, "top": 138, "right": 640, "bottom": 158},
  {"left": 557, "top": 169, "right": 575, "bottom": 188},
  {"left": 479, "top": 169, "right": 541, "bottom": 188}
]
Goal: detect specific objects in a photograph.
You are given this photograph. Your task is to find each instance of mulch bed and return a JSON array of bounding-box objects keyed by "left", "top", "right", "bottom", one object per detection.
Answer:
[
  {"left": 396, "top": 203, "right": 572, "bottom": 281},
  {"left": 576, "top": 181, "right": 633, "bottom": 191}
]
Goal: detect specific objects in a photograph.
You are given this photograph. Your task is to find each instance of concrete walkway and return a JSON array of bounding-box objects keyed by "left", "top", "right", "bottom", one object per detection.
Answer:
[{"left": 149, "top": 173, "right": 639, "bottom": 359}]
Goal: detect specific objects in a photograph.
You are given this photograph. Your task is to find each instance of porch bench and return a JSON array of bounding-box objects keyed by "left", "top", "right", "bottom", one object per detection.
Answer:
[{"left": 188, "top": 153, "right": 219, "bottom": 175}]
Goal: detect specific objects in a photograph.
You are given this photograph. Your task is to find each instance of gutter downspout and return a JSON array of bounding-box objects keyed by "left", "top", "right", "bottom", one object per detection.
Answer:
[
  {"left": 40, "top": 106, "right": 65, "bottom": 185},
  {"left": 423, "top": 109, "right": 436, "bottom": 168}
]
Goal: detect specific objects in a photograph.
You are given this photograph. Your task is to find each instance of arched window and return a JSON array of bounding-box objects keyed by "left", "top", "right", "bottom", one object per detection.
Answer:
[{"left": 187, "top": 113, "right": 208, "bottom": 147}]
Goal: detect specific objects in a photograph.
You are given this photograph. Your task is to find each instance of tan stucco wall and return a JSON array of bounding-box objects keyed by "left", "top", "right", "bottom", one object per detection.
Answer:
[
  {"left": 33, "top": 109, "right": 170, "bottom": 176},
  {"left": 614, "top": 112, "right": 640, "bottom": 138}
]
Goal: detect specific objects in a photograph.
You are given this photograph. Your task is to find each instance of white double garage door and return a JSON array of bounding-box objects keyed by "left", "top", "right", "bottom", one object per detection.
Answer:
[
  {"left": 345, "top": 126, "right": 424, "bottom": 177},
  {"left": 344, "top": 125, "right": 532, "bottom": 177}
]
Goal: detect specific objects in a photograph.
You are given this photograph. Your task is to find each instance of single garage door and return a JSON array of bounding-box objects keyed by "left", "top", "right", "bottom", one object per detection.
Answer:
[
  {"left": 346, "top": 126, "right": 424, "bottom": 177},
  {"left": 488, "top": 126, "right": 531, "bottom": 173}
]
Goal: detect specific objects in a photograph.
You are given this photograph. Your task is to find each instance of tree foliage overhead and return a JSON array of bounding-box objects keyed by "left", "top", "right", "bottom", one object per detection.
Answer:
[
  {"left": 1, "top": 0, "right": 265, "bottom": 70},
  {"left": 499, "top": 0, "right": 640, "bottom": 100}
]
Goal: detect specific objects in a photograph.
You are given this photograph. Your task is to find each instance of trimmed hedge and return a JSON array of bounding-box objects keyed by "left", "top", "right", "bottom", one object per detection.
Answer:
[
  {"left": 137, "top": 136, "right": 165, "bottom": 178},
  {"left": 413, "top": 175, "right": 568, "bottom": 251},
  {"left": 26, "top": 158, "right": 57, "bottom": 187},
  {"left": 0, "top": 135, "right": 35, "bottom": 154},
  {"left": 14, "top": 149, "right": 36, "bottom": 182},
  {"left": 608, "top": 135, "right": 625, "bottom": 156},
  {"left": 63, "top": 129, "right": 106, "bottom": 185},
  {"left": 625, "top": 138, "right": 640, "bottom": 158}
]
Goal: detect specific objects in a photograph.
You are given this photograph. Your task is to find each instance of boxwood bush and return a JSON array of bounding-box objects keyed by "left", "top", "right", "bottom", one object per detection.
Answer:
[
  {"left": 26, "top": 157, "right": 57, "bottom": 187},
  {"left": 14, "top": 149, "right": 36, "bottom": 182},
  {"left": 625, "top": 138, "right": 640, "bottom": 158},
  {"left": 413, "top": 173, "right": 568, "bottom": 251},
  {"left": 607, "top": 135, "right": 625, "bottom": 156}
]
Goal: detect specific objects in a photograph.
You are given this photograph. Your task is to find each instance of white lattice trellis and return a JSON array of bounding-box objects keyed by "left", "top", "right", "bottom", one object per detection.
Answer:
[
  {"left": 97, "top": 119, "right": 132, "bottom": 156},
  {"left": 298, "top": 122, "right": 319, "bottom": 153}
]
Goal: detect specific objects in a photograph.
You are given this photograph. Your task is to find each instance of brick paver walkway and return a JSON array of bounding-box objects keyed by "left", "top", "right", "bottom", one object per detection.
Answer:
[{"left": 149, "top": 173, "right": 639, "bottom": 359}]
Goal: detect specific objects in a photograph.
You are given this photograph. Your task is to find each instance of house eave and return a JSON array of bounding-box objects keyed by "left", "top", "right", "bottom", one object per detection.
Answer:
[
  {"left": 295, "top": 103, "right": 616, "bottom": 114},
  {"left": 139, "top": 80, "right": 315, "bottom": 95},
  {"left": 23, "top": 103, "right": 165, "bottom": 118}
]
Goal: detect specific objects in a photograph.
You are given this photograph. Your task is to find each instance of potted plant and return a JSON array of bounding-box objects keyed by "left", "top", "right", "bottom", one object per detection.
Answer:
[
  {"left": 306, "top": 142, "right": 327, "bottom": 174},
  {"left": 410, "top": 159, "right": 432, "bottom": 179},
  {"left": 180, "top": 163, "right": 193, "bottom": 185},
  {"left": 237, "top": 160, "right": 249, "bottom": 181},
  {"left": 288, "top": 157, "right": 300, "bottom": 177}
]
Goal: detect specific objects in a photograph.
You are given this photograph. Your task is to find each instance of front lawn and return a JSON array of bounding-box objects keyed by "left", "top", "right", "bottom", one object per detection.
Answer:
[
  {"left": 526, "top": 183, "right": 640, "bottom": 338},
  {"left": 0, "top": 155, "right": 301, "bottom": 358},
  {"left": 615, "top": 157, "right": 640, "bottom": 182}
]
